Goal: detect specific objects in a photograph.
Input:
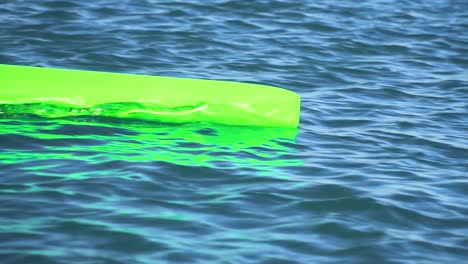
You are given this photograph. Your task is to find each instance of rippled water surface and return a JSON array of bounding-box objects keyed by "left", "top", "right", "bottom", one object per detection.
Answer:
[{"left": 1, "top": 0, "right": 467, "bottom": 263}]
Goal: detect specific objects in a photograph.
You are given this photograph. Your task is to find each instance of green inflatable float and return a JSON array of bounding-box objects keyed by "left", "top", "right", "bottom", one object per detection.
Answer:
[{"left": 0, "top": 64, "right": 300, "bottom": 128}]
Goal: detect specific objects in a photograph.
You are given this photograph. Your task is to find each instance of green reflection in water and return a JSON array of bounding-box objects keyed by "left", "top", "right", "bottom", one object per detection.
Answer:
[{"left": 0, "top": 117, "right": 302, "bottom": 179}]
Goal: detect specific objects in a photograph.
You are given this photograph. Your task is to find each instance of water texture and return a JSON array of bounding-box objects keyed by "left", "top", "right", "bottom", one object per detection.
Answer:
[{"left": 1, "top": 0, "right": 467, "bottom": 263}]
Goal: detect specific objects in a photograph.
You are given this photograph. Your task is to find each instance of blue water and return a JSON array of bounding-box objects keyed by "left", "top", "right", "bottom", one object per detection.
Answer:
[{"left": 1, "top": 0, "right": 467, "bottom": 263}]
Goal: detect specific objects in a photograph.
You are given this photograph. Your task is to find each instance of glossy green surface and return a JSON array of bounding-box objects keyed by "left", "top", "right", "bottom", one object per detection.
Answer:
[{"left": 0, "top": 64, "right": 300, "bottom": 127}]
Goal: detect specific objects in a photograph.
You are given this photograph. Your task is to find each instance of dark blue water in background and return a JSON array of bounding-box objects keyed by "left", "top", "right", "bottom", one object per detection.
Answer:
[{"left": 1, "top": 0, "right": 467, "bottom": 263}]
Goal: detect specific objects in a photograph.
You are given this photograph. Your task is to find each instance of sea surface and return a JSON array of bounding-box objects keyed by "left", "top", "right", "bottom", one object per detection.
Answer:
[{"left": 1, "top": 0, "right": 467, "bottom": 263}]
